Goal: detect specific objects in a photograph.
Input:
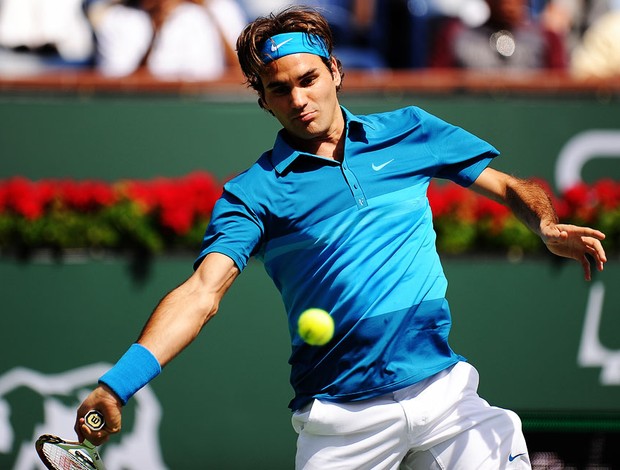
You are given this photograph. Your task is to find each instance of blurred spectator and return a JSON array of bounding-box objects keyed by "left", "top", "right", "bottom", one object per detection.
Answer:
[
  {"left": 238, "top": 0, "right": 490, "bottom": 70},
  {"left": 236, "top": 0, "right": 298, "bottom": 19},
  {"left": 374, "top": 0, "right": 420, "bottom": 69},
  {"left": 86, "top": 0, "right": 246, "bottom": 80},
  {"left": 571, "top": 1, "right": 620, "bottom": 78},
  {"left": 304, "top": 0, "right": 386, "bottom": 69},
  {"left": 540, "top": 0, "right": 611, "bottom": 53},
  {"left": 431, "top": 0, "right": 491, "bottom": 27},
  {"left": 375, "top": 0, "right": 490, "bottom": 69},
  {"left": 430, "top": 0, "right": 568, "bottom": 70},
  {"left": 0, "top": 0, "right": 94, "bottom": 75}
]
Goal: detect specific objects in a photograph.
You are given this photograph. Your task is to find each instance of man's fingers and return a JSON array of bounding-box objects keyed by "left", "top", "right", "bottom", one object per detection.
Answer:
[
  {"left": 80, "top": 422, "right": 110, "bottom": 446},
  {"left": 558, "top": 224, "right": 605, "bottom": 240},
  {"left": 581, "top": 255, "right": 592, "bottom": 281},
  {"left": 583, "top": 236, "right": 607, "bottom": 266}
]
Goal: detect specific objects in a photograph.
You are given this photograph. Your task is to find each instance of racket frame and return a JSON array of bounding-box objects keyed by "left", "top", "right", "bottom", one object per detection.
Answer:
[{"left": 34, "top": 410, "right": 107, "bottom": 470}]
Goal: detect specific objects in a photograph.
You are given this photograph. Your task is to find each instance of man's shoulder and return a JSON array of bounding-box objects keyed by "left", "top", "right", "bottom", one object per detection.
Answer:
[
  {"left": 346, "top": 105, "right": 428, "bottom": 133},
  {"left": 225, "top": 150, "right": 275, "bottom": 186},
  {"left": 346, "top": 104, "right": 416, "bottom": 118}
]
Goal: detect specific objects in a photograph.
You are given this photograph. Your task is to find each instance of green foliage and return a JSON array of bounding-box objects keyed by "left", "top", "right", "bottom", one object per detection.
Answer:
[{"left": 0, "top": 175, "right": 618, "bottom": 258}]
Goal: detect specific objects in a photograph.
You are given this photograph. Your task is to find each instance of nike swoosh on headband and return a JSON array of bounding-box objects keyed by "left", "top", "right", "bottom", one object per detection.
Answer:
[
  {"left": 270, "top": 38, "right": 293, "bottom": 52},
  {"left": 261, "top": 32, "right": 329, "bottom": 64}
]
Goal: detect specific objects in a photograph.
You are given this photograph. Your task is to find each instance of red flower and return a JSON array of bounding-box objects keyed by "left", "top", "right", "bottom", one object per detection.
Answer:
[
  {"left": 123, "top": 179, "right": 153, "bottom": 211},
  {"left": 555, "top": 198, "right": 571, "bottom": 220},
  {"left": 562, "top": 182, "right": 597, "bottom": 222},
  {"left": 475, "top": 197, "right": 510, "bottom": 229},
  {"left": 428, "top": 181, "right": 468, "bottom": 218},
  {"left": 184, "top": 171, "right": 221, "bottom": 217},
  {"left": 152, "top": 177, "right": 195, "bottom": 234},
  {"left": 563, "top": 183, "right": 590, "bottom": 207},
  {"left": 0, "top": 184, "right": 6, "bottom": 212},
  {"left": 118, "top": 174, "right": 219, "bottom": 235},
  {"left": 2, "top": 177, "right": 54, "bottom": 220},
  {"left": 57, "top": 179, "right": 116, "bottom": 211},
  {"left": 593, "top": 178, "right": 620, "bottom": 210}
]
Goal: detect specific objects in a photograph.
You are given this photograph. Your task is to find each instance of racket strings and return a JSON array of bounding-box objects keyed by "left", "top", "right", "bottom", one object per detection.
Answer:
[{"left": 40, "top": 441, "right": 98, "bottom": 470}]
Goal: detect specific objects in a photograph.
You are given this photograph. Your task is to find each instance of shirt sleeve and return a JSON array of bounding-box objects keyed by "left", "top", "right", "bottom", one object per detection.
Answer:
[
  {"left": 193, "top": 184, "right": 264, "bottom": 271},
  {"left": 414, "top": 107, "right": 500, "bottom": 186}
]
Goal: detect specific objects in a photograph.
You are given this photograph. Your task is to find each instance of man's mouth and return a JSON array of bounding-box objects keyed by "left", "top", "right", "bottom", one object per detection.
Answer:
[{"left": 295, "top": 110, "right": 317, "bottom": 123}]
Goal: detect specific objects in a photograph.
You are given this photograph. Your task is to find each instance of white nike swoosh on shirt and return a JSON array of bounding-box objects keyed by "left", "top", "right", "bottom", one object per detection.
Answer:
[
  {"left": 271, "top": 38, "right": 293, "bottom": 52},
  {"left": 372, "top": 159, "right": 395, "bottom": 171}
]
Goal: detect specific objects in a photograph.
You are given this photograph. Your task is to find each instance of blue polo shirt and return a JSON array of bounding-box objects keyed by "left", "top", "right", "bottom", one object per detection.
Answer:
[{"left": 195, "top": 106, "right": 499, "bottom": 410}]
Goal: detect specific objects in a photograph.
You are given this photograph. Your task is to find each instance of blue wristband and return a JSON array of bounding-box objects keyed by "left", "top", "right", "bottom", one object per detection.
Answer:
[{"left": 99, "top": 343, "right": 161, "bottom": 405}]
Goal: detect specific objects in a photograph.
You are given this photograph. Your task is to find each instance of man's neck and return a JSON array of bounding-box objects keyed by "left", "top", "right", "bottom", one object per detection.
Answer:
[{"left": 285, "top": 113, "right": 346, "bottom": 162}]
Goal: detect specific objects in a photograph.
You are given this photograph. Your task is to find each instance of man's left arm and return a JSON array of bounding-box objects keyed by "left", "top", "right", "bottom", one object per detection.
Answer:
[{"left": 471, "top": 167, "right": 607, "bottom": 281}]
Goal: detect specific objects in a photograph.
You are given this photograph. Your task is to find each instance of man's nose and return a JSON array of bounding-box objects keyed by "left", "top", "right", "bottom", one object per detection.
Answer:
[{"left": 290, "top": 87, "right": 307, "bottom": 108}]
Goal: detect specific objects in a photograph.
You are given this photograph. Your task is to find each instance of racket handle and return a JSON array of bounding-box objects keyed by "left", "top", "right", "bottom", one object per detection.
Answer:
[{"left": 84, "top": 410, "right": 106, "bottom": 431}]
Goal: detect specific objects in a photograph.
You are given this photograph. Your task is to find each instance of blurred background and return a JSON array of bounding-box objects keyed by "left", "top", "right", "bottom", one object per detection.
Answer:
[{"left": 0, "top": 0, "right": 619, "bottom": 469}]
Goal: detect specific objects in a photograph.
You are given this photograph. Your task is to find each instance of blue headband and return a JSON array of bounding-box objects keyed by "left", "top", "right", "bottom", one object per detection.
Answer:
[{"left": 261, "top": 32, "right": 330, "bottom": 64}]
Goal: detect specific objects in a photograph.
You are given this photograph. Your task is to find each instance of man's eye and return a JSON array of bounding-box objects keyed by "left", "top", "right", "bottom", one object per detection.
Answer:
[
  {"left": 301, "top": 77, "right": 316, "bottom": 87},
  {"left": 273, "top": 86, "right": 289, "bottom": 95}
]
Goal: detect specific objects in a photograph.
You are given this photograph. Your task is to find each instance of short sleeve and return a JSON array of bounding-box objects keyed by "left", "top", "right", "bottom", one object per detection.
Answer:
[
  {"left": 193, "top": 187, "right": 264, "bottom": 271},
  {"left": 414, "top": 107, "right": 500, "bottom": 186}
]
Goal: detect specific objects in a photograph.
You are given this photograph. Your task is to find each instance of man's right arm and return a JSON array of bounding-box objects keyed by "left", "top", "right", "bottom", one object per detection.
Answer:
[
  {"left": 137, "top": 252, "right": 239, "bottom": 366},
  {"left": 75, "top": 252, "right": 239, "bottom": 444}
]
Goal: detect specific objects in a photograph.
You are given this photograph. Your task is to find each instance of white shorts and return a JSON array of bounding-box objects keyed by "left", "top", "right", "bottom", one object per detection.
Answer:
[{"left": 292, "top": 362, "right": 530, "bottom": 470}]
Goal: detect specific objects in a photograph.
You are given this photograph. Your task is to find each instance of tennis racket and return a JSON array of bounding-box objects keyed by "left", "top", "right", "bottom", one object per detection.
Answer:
[{"left": 35, "top": 410, "right": 107, "bottom": 470}]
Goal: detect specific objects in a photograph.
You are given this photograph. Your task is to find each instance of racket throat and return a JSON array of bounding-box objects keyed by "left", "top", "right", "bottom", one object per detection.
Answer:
[{"left": 70, "top": 447, "right": 101, "bottom": 469}]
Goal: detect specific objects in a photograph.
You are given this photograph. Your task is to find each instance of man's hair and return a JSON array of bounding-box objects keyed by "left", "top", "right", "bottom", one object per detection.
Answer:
[{"left": 236, "top": 6, "right": 344, "bottom": 97}]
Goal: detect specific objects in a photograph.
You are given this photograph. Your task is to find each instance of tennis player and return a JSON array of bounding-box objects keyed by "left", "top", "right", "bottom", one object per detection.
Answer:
[{"left": 75, "top": 6, "right": 607, "bottom": 469}]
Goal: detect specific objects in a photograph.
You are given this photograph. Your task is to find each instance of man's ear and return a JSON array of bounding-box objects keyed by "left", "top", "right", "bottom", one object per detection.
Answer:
[{"left": 330, "top": 57, "right": 342, "bottom": 88}]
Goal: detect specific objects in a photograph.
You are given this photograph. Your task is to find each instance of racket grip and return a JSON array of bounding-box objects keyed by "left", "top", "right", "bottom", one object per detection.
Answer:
[{"left": 84, "top": 410, "right": 106, "bottom": 431}]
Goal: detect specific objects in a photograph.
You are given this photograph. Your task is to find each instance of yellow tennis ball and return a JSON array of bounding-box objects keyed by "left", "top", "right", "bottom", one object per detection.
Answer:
[{"left": 298, "top": 308, "right": 334, "bottom": 346}]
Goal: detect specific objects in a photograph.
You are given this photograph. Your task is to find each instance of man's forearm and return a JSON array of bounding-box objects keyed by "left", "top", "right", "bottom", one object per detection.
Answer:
[
  {"left": 137, "top": 255, "right": 239, "bottom": 366},
  {"left": 137, "top": 280, "right": 216, "bottom": 367},
  {"left": 504, "top": 177, "right": 559, "bottom": 236}
]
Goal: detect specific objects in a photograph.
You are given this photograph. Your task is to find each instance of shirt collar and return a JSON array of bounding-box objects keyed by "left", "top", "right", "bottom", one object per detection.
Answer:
[{"left": 271, "top": 106, "right": 370, "bottom": 175}]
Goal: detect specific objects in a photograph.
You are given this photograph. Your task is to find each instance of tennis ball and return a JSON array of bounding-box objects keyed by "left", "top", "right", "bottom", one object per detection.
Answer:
[{"left": 298, "top": 308, "right": 334, "bottom": 346}]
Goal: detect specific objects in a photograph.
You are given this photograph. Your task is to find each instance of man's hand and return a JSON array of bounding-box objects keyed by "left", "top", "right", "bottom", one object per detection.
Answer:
[
  {"left": 540, "top": 222, "right": 607, "bottom": 281},
  {"left": 75, "top": 384, "right": 122, "bottom": 446}
]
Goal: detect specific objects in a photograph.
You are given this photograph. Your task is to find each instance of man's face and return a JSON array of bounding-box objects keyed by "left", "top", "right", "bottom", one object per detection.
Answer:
[{"left": 259, "top": 53, "right": 343, "bottom": 147}]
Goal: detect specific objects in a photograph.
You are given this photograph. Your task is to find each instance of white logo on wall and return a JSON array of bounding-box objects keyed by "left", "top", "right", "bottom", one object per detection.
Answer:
[
  {"left": 555, "top": 130, "right": 620, "bottom": 192},
  {"left": 578, "top": 283, "right": 620, "bottom": 385},
  {"left": 0, "top": 364, "right": 168, "bottom": 469},
  {"left": 555, "top": 130, "right": 620, "bottom": 386}
]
